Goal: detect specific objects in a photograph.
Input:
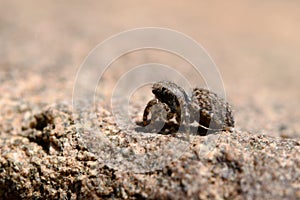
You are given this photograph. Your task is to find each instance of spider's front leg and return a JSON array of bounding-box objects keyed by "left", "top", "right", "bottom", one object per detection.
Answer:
[
  {"left": 142, "top": 99, "right": 173, "bottom": 128},
  {"left": 142, "top": 99, "right": 158, "bottom": 126}
]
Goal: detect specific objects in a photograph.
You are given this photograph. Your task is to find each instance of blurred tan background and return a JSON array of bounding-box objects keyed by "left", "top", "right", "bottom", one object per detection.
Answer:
[{"left": 0, "top": 0, "right": 299, "bottom": 137}]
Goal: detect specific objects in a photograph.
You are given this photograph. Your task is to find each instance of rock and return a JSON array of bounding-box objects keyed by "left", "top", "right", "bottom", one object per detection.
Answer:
[{"left": 0, "top": 105, "right": 299, "bottom": 199}]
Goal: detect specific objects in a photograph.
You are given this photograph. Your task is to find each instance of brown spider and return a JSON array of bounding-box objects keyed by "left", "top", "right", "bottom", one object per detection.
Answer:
[{"left": 141, "top": 81, "right": 234, "bottom": 134}]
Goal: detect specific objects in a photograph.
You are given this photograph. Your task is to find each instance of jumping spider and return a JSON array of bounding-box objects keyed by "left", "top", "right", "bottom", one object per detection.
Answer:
[{"left": 141, "top": 81, "right": 234, "bottom": 134}]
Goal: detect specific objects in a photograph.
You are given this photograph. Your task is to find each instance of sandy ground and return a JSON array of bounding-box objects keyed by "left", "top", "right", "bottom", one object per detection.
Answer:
[{"left": 0, "top": 1, "right": 299, "bottom": 199}]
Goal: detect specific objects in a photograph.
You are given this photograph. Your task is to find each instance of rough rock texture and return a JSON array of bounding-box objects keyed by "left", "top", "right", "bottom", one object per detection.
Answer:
[
  {"left": 0, "top": 104, "right": 299, "bottom": 199},
  {"left": 1, "top": 1, "right": 300, "bottom": 199}
]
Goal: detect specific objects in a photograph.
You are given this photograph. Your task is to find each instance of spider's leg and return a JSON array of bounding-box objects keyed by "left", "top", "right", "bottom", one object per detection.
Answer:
[
  {"left": 166, "top": 111, "right": 175, "bottom": 121},
  {"left": 142, "top": 99, "right": 158, "bottom": 126},
  {"left": 175, "top": 107, "right": 182, "bottom": 125}
]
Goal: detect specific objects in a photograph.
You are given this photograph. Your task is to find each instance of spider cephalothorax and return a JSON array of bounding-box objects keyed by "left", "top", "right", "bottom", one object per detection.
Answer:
[{"left": 142, "top": 81, "right": 190, "bottom": 133}]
